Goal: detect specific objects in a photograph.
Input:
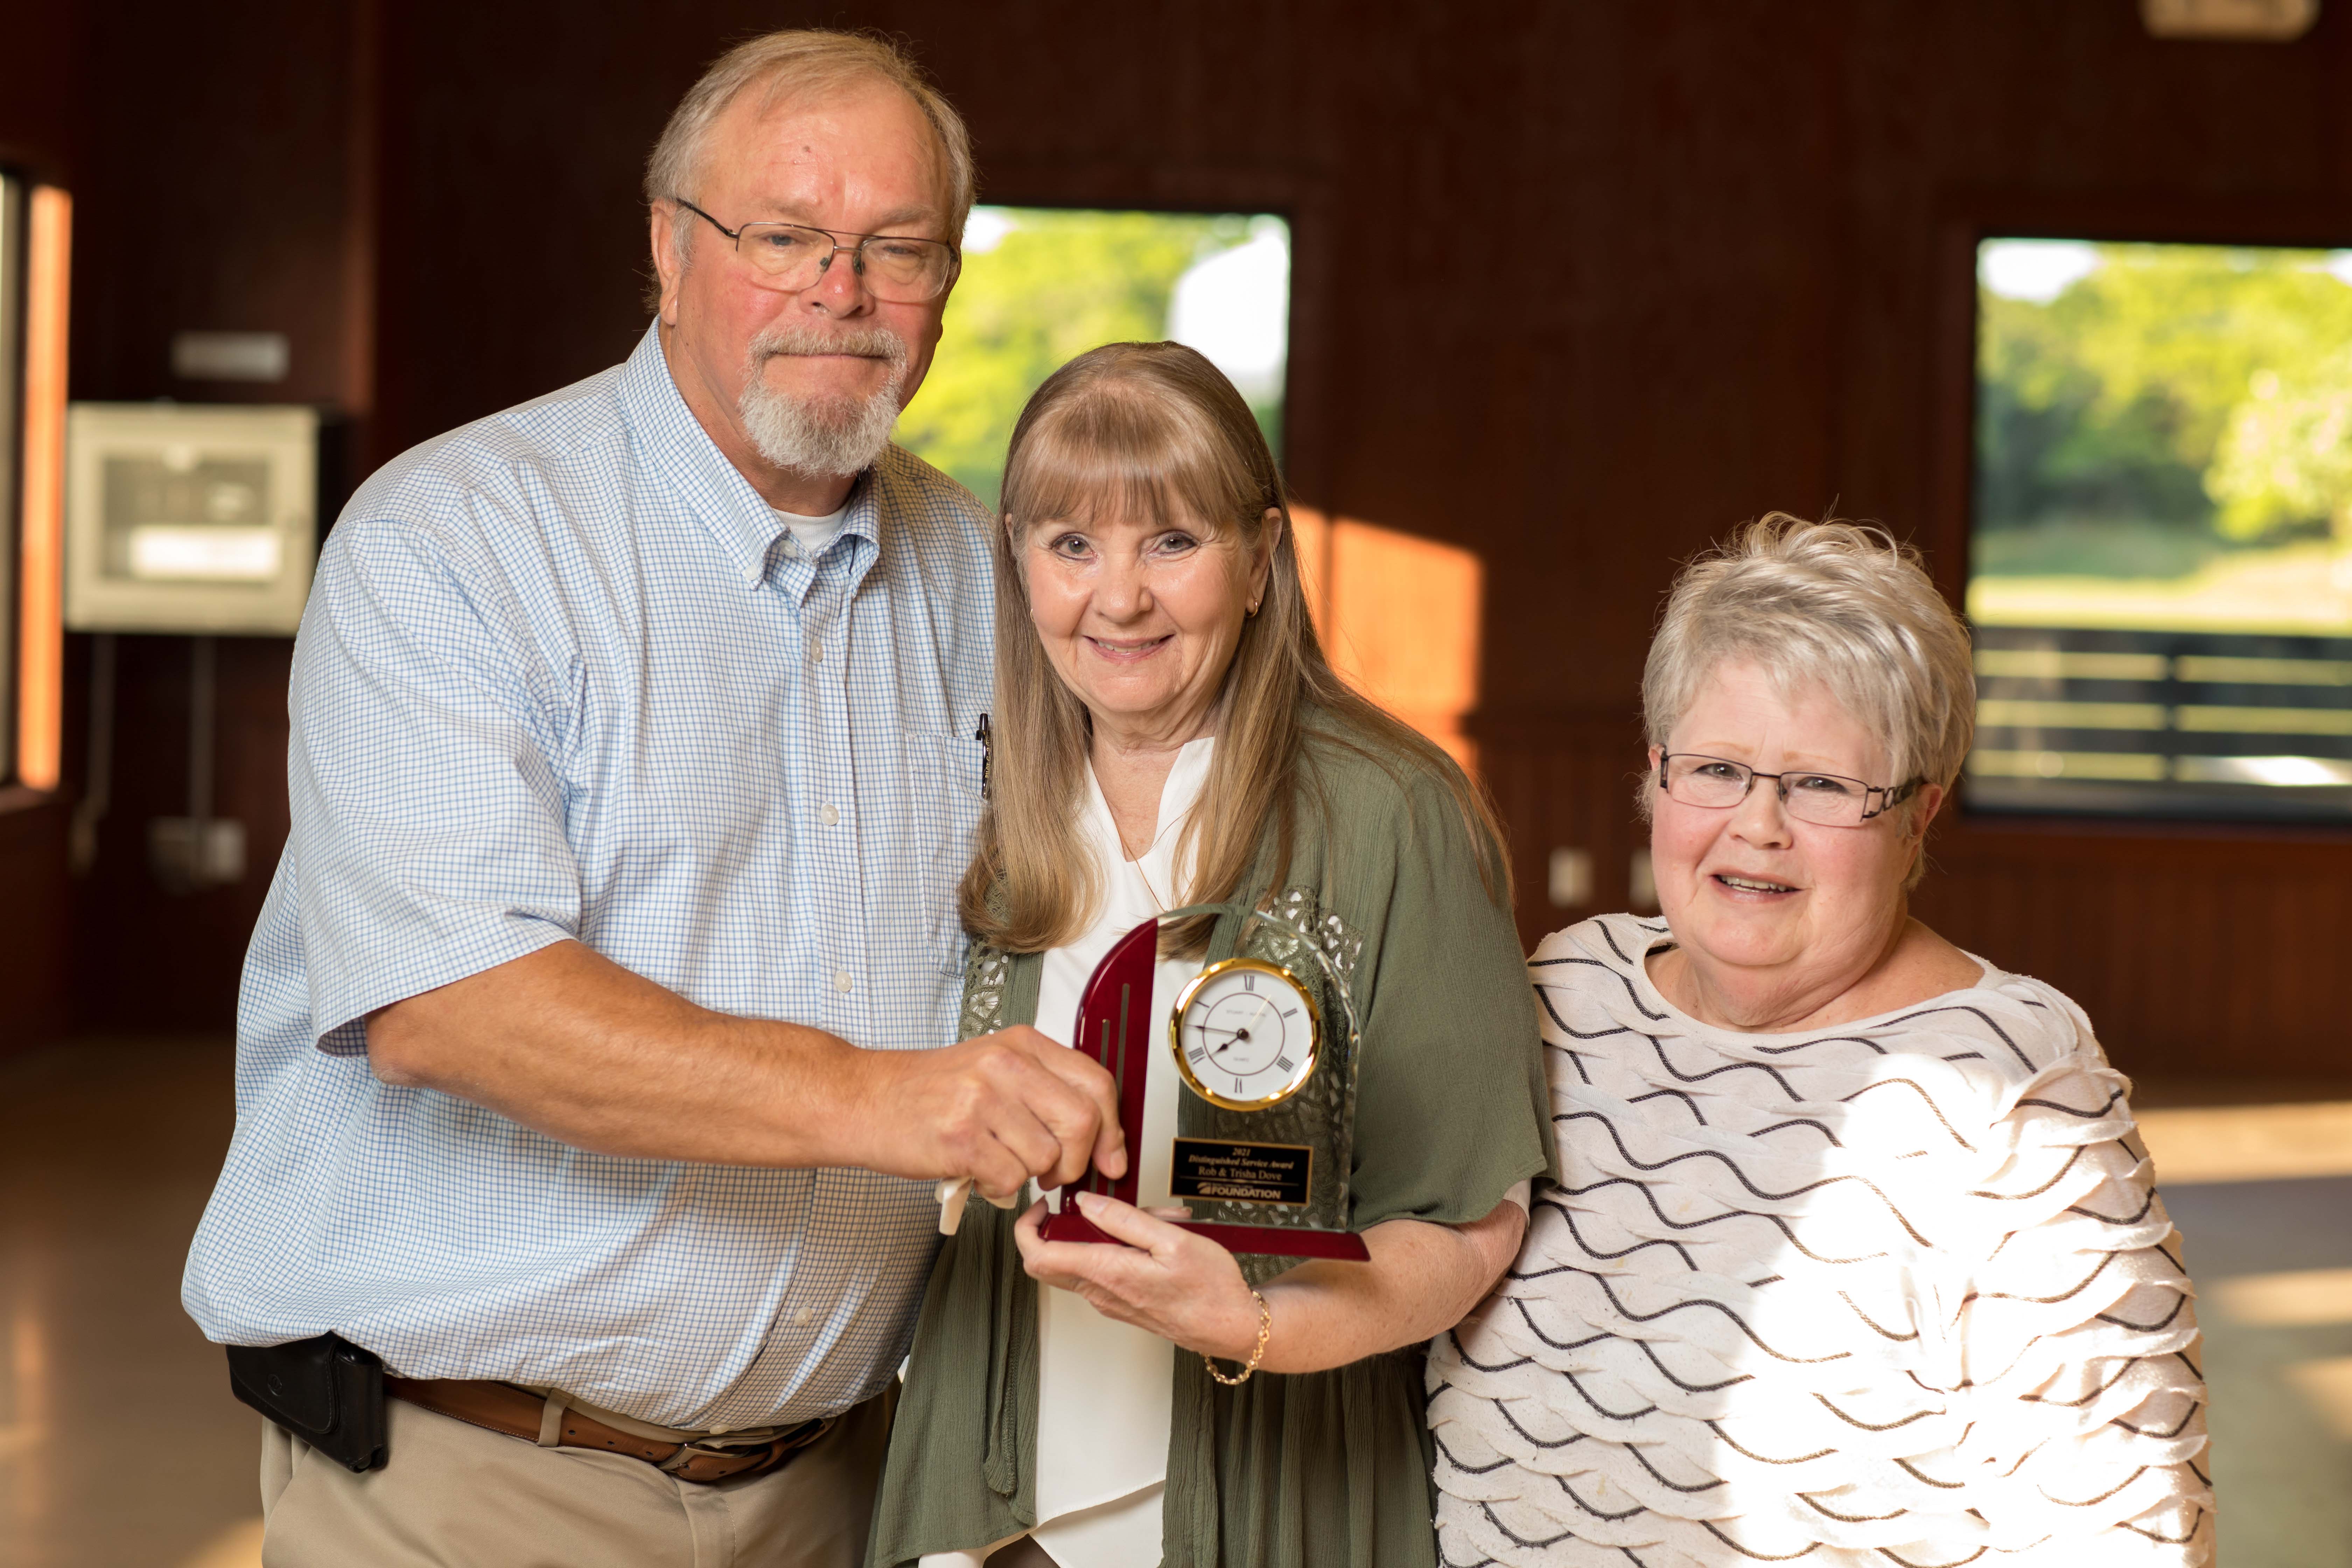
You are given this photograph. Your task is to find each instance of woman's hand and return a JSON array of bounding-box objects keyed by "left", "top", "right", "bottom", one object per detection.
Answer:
[{"left": 1013, "top": 1192, "right": 1263, "bottom": 1361}]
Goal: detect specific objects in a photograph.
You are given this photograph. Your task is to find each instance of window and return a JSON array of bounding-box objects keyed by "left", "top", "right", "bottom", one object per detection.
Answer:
[
  {"left": 0, "top": 171, "right": 22, "bottom": 784},
  {"left": 895, "top": 207, "right": 1289, "bottom": 506},
  {"left": 1969, "top": 239, "right": 2352, "bottom": 821}
]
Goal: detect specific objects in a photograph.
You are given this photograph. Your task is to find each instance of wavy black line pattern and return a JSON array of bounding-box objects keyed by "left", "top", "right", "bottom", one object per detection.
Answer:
[
  {"left": 1838, "top": 1289, "right": 1919, "bottom": 1341},
  {"left": 1801, "top": 1492, "right": 1910, "bottom": 1523},
  {"left": 1644, "top": 1035, "right": 1804, "bottom": 1101},
  {"left": 1814, "top": 1391, "right": 1933, "bottom": 1431},
  {"left": 1707, "top": 1420, "right": 1836, "bottom": 1465},
  {"left": 1755, "top": 1116, "right": 1844, "bottom": 1146},
  {"left": 2018, "top": 1357, "right": 2139, "bottom": 1408},
  {"left": 1538, "top": 1178, "right": 1888, "bottom": 1264},
  {"left": 1625, "top": 1440, "right": 1726, "bottom": 1493},
  {"left": 1500, "top": 1295, "right": 1616, "bottom": 1356},
  {"left": 2096, "top": 1296, "right": 2188, "bottom": 1333},
  {"left": 1433, "top": 916, "right": 2210, "bottom": 1567},
  {"left": 1839, "top": 1078, "right": 1979, "bottom": 1150},
  {"left": 1699, "top": 1519, "right": 1823, "bottom": 1560},
  {"left": 2018, "top": 1086, "right": 2126, "bottom": 1120},
  {"left": 1747, "top": 1033, "right": 1889, "bottom": 1058},
  {"left": 2068, "top": 1189, "right": 2159, "bottom": 1226},
  {"left": 1629, "top": 1086, "right": 1712, "bottom": 1125},
  {"left": 1967, "top": 1146, "right": 2083, "bottom": 1201},
  {"left": 2111, "top": 1400, "right": 2202, "bottom": 1440},
  {"left": 1636, "top": 1334, "right": 1754, "bottom": 1394},
  {"left": 1530, "top": 955, "right": 1672, "bottom": 1020},
  {"left": 1959, "top": 1251, "right": 2116, "bottom": 1309},
  {"left": 2042, "top": 1465, "right": 2150, "bottom": 1508},
  {"left": 1569, "top": 1265, "right": 1854, "bottom": 1364},
  {"left": 1876, "top": 1548, "right": 1987, "bottom": 1567},
  {"left": 1537, "top": 985, "right": 1651, "bottom": 1043},
  {"left": 1556, "top": 1109, "right": 1935, "bottom": 1246},
  {"left": 2122, "top": 1508, "right": 2205, "bottom": 1546},
  {"left": 1878, "top": 1004, "right": 2036, "bottom": 1071},
  {"left": 1547, "top": 1203, "right": 1702, "bottom": 1272},
  {"left": 1498, "top": 1399, "right": 1595, "bottom": 1450},
  {"left": 1893, "top": 1456, "right": 1966, "bottom": 1490},
  {"left": 1430, "top": 1429, "right": 1517, "bottom": 1474}
]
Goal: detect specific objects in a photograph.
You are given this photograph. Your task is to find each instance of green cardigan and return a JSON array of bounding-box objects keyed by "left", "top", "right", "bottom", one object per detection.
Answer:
[{"left": 867, "top": 724, "right": 1557, "bottom": 1568}]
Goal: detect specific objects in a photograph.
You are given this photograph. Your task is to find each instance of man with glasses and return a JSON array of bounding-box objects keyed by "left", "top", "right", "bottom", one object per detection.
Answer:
[{"left": 185, "top": 30, "right": 1121, "bottom": 1566}]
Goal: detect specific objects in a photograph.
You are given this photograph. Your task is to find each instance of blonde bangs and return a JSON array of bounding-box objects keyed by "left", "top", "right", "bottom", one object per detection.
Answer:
[{"left": 1000, "top": 376, "right": 1262, "bottom": 540}]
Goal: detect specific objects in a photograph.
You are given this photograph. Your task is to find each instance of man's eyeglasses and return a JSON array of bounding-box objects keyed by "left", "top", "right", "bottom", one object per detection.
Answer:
[
  {"left": 672, "top": 198, "right": 959, "bottom": 304},
  {"left": 1656, "top": 753, "right": 1920, "bottom": 827}
]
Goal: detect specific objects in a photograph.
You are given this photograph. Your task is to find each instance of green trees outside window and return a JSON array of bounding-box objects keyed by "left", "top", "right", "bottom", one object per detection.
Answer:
[
  {"left": 897, "top": 207, "right": 1289, "bottom": 508},
  {"left": 1975, "top": 241, "right": 2352, "bottom": 625}
]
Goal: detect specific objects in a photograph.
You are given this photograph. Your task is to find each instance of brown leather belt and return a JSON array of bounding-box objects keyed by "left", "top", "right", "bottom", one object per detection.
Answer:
[{"left": 384, "top": 1376, "right": 834, "bottom": 1485}]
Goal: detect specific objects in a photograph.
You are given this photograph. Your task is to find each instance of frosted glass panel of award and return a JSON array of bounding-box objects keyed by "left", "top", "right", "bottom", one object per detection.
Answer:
[{"left": 1041, "top": 908, "right": 1368, "bottom": 1261}]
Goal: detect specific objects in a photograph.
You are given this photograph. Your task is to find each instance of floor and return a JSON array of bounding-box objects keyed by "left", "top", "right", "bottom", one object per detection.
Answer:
[{"left": 0, "top": 1039, "right": 2347, "bottom": 1567}]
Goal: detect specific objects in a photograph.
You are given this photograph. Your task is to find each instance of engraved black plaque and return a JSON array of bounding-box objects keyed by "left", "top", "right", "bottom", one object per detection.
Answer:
[{"left": 1170, "top": 1138, "right": 1314, "bottom": 1208}]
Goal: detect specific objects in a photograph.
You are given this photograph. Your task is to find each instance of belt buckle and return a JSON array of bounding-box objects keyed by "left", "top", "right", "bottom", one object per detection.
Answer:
[
  {"left": 654, "top": 1438, "right": 746, "bottom": 1477},
  {"left": 654, "top": 1416, "right": 831, "bottom": 1480}
]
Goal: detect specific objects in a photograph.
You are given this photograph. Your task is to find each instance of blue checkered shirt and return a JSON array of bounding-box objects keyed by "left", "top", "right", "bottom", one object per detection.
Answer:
[{"left": 182, "top": 322, "right": 995, "bottom": 1429}]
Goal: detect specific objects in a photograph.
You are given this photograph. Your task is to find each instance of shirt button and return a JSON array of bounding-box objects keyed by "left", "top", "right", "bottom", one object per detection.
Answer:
[
  {"left": 792, "top": 1308, "right": 815, "bottom": 1328},
  {"left": 833, "top": 969, "right": 853, "bottom": 993},
  {"left": 807, "top": 636, "right": 824, "bottom": 665},
  {"left": 820, "top": 803, "right": 839, "bottom": 826}
]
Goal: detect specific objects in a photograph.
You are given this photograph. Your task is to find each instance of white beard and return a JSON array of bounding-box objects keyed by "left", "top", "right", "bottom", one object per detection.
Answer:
[{"left": 737, "top": 322, "right": 910, "bottom": 479}]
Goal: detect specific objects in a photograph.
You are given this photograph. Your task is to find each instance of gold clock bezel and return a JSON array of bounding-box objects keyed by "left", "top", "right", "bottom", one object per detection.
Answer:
[{"left": 1168, "top": 956, "right": 1323, "bottom": 1111}]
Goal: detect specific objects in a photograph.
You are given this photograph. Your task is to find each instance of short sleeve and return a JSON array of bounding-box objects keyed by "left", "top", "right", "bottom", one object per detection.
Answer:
[
  {"left": 290, "top": 513, "right": 581, "bottom": 1054},
  {"left": 1342, "top": 765, "right": 1558, "bottom": 1230}
]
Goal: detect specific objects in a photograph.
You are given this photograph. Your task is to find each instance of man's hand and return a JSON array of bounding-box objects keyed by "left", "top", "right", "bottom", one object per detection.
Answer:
[{"left": 852, "top": 1027, "right": 1125, "bottom": 1202}]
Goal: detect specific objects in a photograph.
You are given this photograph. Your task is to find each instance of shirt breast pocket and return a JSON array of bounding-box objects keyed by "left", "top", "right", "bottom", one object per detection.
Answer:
[{"left": 899, "top": 728, "right": 986, "bottom": 980}]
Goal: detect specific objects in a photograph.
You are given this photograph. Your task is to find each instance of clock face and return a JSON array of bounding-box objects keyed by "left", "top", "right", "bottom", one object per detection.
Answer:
[{"left": 1169, "top": 958, "right": 1322, "bottom": 1110}]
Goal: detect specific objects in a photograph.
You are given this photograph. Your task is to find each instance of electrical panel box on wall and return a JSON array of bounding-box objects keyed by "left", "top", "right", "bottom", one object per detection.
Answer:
[{"left": 64, "top": 403, "right": 319, "bottom": 635}]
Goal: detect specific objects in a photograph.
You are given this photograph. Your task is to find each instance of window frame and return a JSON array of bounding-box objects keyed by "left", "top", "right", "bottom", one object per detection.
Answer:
[
  {"left": 0, "top": 169, "right": 24, "bottom": 786},
  {"left": 1928, "top": 190, "right": 2352, "bottom": 837}
]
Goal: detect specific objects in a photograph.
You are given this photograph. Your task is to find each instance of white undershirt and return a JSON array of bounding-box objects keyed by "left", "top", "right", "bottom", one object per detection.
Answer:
[
  {"left": 920, "top": 736, "right": 1216, "bottom": 1568},
  {"left": 773, "top": 499, "right": 850, "bottom": 556}
]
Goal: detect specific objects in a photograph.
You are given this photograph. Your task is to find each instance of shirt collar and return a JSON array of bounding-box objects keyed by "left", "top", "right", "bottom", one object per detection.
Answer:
[{"left": 616, "top": 320, "right": 883, "bottom": 589}]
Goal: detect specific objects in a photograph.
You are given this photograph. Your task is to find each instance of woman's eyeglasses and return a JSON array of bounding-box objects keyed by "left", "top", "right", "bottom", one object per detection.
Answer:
[{"left": 1657, "top": 753, "right": 1920, "bottom": 826}]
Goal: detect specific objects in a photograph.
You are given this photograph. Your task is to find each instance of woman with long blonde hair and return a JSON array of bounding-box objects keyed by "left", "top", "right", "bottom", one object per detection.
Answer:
[{"left": 867, "top": 342, "right": 1555, "bottom": 1568}]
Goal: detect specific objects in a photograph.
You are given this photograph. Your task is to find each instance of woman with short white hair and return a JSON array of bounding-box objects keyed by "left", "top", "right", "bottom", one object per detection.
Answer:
[{"left": 1428, "top": 517, "right": 2212, "bottom": 1566}]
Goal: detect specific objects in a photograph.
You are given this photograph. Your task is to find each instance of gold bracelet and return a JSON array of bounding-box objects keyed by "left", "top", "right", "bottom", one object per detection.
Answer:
[{"left": 1202, "top": 1289, "right": 1272, "bottom": 1386}]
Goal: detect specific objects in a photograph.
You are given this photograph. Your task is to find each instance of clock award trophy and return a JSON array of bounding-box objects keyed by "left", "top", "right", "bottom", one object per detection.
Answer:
[{"left": 1036, "top": 903, "right": 1370, "bottom": 1261}]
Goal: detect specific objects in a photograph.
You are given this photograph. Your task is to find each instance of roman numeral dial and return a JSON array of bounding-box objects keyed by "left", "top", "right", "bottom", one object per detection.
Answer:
[{"left": 1168, "top": 957, "right": 1322, "bottom": 1111}]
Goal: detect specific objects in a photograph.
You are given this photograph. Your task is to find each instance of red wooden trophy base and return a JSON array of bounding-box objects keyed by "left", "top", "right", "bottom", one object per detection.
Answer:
[
  {"left": 1040, "top": 1205, "right": 1371, "bottom": 1260},
  {"left": 1049, "top": 918, "right": 1369, "bottom": 1264}
]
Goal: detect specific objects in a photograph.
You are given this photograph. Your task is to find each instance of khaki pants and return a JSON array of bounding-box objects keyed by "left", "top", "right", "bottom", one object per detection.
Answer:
[{"left": 258, "top": 1390, "right": 892, "bottom": 1568}]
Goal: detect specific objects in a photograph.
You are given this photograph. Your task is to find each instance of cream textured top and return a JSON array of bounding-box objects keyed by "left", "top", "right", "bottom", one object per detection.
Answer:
[{"left": 1428, "top": 914, "right": 2212, "bottom": 1567}]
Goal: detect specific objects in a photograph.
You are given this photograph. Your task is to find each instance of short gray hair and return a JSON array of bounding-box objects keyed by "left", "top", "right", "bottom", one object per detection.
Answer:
[
  {"left": 1642, "top": 514, "right": 1976, "bottom": 810},
  {"left": 645, "top": 30, "right": 976, "bottom": 261}
]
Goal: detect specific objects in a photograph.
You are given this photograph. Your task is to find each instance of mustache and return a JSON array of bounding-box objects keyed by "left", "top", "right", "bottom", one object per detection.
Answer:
[{"left": 746, "top": 322, "right": 910, "bottom": 368}]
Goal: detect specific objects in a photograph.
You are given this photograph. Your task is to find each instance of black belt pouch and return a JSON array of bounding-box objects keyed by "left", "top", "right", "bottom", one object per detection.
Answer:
[{"left": 227, "top": 1332, "right": 389, "bottom": 1472}]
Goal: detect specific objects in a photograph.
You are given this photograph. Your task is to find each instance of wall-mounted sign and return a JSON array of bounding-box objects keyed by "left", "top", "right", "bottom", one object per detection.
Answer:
[{"left": 64, "top": 403, "right": 319, "bottom": 635}]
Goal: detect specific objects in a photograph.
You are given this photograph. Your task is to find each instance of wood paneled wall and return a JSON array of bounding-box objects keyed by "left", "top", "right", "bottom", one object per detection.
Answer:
[{"left": 41, "top": 0, "right": 2352, "bottom": 1071}]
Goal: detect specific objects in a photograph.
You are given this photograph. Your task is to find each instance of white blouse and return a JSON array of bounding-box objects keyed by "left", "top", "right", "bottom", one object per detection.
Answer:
[
  {"left": 1427, "top": 913, "right": 2212, "bottom": 1567},
  {"left": 922, "top": 737, "right": 1216, "bottom": 1568}
]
